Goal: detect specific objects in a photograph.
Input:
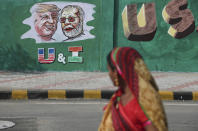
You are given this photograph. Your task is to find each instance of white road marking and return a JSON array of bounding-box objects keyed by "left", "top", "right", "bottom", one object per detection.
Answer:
[
  {"left": 19, "top": 102, "right": 198, "bottom": 106},
  {"left": 165, "top": 103, "right": 198, "bottom": 106},
  {"left": 33, "top": 103, "right": 198, "bottom": 106},
  {"left": 0, "top": 101, "right": 108, "bottom": 105},
  {"left": 33, "top": 102, "right": 108, "bottom": 105},
  {"left": 0, "top": 101, "right": 198, "bottom": 106}
]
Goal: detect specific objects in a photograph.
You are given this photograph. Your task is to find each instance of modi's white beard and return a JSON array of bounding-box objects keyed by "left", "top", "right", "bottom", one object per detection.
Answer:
[{"left": 63, "top": 23, "right": 83, "bottom": 38}]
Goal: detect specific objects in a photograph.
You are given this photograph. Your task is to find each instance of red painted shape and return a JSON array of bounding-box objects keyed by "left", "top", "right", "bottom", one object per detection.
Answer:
[
  {"left": 38, "top": 54, "right": 55, "bottom": 64},
  {"left": 68, "top": 46, "right": 83, "bottom": 52}
]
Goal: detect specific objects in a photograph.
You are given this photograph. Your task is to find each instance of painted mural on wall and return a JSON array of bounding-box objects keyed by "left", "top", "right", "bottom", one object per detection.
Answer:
[
  {"left": 122, "top": 0, "right": 196, "bottom": 41},
  {"left": 122, "top": 3, "right": 157, "bottom": 41},
  {"left": 21, "top": 2, "right": 95, "bottom": 43},
  {"left": 114, "top": 0, "right": 198, "bottom": 72},
  {"left": 38, "top": 46, "right": 83, "bottom": 64}
]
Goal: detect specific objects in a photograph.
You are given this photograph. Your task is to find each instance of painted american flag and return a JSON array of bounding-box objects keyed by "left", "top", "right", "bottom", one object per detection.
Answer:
[{"left": 38, "top": 48, "right": 55, "bottom": 64}]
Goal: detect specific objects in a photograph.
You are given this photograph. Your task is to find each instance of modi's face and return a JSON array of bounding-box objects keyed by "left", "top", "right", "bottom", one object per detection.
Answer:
[
  {"left": 34, "top": 11, "right": 58, "bottom": 38},
  {"left": 60, "top": 7, "right": 83, "bottom": 38}
]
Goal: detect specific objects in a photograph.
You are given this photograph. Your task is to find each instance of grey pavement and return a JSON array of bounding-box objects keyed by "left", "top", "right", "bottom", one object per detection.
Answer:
[
  {"left": 0, "top": 71, "right": 198, "bottom": 91},
  {"left": 0, "top": 100, "right": 197, "bottom": 131}
]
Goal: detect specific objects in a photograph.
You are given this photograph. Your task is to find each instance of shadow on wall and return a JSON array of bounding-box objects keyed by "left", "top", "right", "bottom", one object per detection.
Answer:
[{"left": 0, "top": 43, "right": 46, "bottom": 73}]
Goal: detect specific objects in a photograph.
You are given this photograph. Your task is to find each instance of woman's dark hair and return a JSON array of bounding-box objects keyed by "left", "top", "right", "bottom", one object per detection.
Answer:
[{"left": 107, "top": 52, "right": 116, "bottom": 71}]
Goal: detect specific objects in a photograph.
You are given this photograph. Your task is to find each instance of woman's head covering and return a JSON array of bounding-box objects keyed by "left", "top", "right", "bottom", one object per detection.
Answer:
[{"left": 109, "top": 47, "right": 142, "bottom": 98}]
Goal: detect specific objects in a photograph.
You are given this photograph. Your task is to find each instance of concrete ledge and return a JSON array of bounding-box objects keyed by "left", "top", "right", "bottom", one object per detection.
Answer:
[{"left": 0, "top": 90, "right": 197, "bottom": 100}]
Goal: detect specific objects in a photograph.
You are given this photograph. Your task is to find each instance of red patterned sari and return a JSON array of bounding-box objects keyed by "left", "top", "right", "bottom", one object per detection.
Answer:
[
  {"left": 112, "top": 96, "right": 149, "bottom": 131},
  {"left": 98, "top": 47, "right": 168, "bottom": 131}
]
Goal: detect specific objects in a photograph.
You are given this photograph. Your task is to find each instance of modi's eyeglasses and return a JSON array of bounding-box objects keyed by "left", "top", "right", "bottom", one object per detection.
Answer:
[{"left": 60, "top": 17, "right": 77, "bottom": 23}]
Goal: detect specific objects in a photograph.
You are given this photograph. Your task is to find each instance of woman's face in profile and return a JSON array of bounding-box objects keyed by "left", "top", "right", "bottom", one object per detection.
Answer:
[{"left": 107, "top": 64, "right": 117, "bottom": 86}]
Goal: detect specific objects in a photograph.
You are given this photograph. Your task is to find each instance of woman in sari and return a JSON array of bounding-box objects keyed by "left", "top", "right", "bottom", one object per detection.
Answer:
[{"left": 98, "top": 47, "right": 168, "bottom": 131}]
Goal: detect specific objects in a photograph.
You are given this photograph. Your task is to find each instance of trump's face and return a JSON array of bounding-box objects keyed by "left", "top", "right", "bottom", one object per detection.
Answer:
[
  {"left": 34, "top": 11, "right": 58, "bottom": 40},
  {"left": 60, "top": 6, "right": 83, "bottom": 38}
]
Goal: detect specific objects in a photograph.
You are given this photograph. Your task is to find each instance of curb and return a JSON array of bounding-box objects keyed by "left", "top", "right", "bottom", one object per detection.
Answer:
[{"left": 0, "top": 90, "right": 197, "bottom": 101}]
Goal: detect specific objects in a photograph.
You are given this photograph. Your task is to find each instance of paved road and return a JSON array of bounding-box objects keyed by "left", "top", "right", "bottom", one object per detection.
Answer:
[{"left": 0, "top": 100, "right": 197, "bottom": 131}]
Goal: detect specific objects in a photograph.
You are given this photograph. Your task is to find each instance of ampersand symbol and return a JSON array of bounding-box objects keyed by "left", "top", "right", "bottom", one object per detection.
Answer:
[{"left": 58, "top": 53, "right": 66, "bottom": 64}]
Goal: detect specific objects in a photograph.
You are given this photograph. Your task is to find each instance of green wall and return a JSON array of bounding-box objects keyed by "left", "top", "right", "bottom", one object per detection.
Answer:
[
  {"left": 0, "top": 0, "right": 198, "bottom": 72},
  {"left": 115, "top": 0, "right": 198, "bottom": 72}
]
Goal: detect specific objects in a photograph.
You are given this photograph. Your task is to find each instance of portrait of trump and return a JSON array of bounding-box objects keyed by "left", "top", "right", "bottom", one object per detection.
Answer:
[{"left": 34, "top": 4, "right": 60, "bottom": 41}]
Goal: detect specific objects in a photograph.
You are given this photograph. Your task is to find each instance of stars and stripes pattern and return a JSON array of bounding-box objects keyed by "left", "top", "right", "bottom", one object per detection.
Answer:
[{"left": 38, "top": 48, "right": 55, "bottom": 64}]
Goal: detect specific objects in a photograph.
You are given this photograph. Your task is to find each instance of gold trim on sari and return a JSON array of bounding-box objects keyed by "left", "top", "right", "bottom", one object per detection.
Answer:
[{"left": 98, "top": 100, "right": 115, "bottom": 131}]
